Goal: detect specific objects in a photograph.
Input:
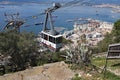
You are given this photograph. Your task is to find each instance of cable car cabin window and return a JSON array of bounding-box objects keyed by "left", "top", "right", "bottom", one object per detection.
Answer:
[
  {"left": 49, "top": 36, "right": 55, "bottom": 43},
  {"left": 41, "top": 33, "right": 44, "bottom": 38},
  {"left": 108, "top": 52, "right": 120, "bottom": 57},
  {"left": 109, "top": 46, "right": 120, "bottom": 50},
  {"left": 56, "top": 37, "right": 62, "bottom": 44},
  {"left": 44, "top": 34, "right": 48, "bottom": 40},
  {"left": 49, "top": 36, "right": 52, "bottom": 42}
]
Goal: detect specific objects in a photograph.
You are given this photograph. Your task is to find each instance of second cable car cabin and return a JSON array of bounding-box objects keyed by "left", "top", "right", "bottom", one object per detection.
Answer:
[
  {"left": 40, "top": 3, "right": 62, "bottom": 51},
  {"left": 107, "top": 43, "right": 120, "bottom": 59}
]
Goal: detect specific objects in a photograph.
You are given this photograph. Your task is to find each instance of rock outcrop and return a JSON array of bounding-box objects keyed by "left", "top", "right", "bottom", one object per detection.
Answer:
[{"left": 0, "top": 61, "right": 74, "bottom": 80}]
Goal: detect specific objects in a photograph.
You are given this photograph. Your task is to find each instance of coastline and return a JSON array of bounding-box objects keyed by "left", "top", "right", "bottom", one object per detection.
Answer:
[
  {"left": 0, "top": 1, "right": 52, "bottom": 5},
  {"left": 62, "top": 18, "right": 113, "bottom": 48},
  {"left": 93, "top": 4, "right": 120, "bottom": 13}
]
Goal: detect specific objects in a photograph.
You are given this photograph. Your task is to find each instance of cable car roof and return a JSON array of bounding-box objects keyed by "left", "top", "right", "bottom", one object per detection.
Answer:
[
  {"left": 109, "top": 43, "right": 120, "bottom": 47},
  {"left": 41, "top": 31, "right": 62, "bottom": 38}
]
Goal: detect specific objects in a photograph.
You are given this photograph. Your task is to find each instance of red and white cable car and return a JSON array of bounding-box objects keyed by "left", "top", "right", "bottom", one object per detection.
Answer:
[{"left": 40, "top": 3, "right": 62, "bottom": 51}]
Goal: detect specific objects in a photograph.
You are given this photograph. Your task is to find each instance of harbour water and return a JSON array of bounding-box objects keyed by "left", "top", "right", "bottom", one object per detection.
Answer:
[{"left": 0, "top": 3, "right": 120, "bottom": 34}]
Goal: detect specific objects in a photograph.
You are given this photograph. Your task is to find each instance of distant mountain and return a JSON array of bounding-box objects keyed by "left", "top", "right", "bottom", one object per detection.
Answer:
[
  {"left": 0, "top": 0, "right": 71, "bottom": 2},
  {"left": 88, "top": 0, "right": 120, "bottom": 5},
  {"left": 0, "top": 0, "right": 120, "bottom": 5}
]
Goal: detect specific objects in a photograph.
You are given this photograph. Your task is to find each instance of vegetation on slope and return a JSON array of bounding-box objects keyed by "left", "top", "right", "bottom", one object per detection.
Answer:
[
  {"left": 0, "top": 30, "right": 66, "bottom": 75},
  {"left": 0, "top": 30, "right": 38, "bottom": 71},
  {"left": 97, "top": 19, "right": 120, "bottom": 52}
]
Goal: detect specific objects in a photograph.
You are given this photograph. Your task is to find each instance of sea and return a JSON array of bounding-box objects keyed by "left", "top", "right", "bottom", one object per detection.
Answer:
[{"left": 0, "top": 3, "right": 120, "bottom": 34}]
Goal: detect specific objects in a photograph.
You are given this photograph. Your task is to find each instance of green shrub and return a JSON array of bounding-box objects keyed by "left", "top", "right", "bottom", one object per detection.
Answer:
[
  {"left": 62, "top": 37, "right": 73, "bottom": 44},
  {"left": 72, "top": 74, "right": 83, "bottom": 80}
]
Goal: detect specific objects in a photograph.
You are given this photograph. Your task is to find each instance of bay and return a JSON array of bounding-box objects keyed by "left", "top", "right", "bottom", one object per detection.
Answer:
[{"left": 0, "top": 3, "right": 120, "bottom": 34}]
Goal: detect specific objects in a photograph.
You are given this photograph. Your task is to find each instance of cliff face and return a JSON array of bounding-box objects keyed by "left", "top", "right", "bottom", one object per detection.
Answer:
[{"left": 0, "top": 61, "right": 75, "bottom": 80}]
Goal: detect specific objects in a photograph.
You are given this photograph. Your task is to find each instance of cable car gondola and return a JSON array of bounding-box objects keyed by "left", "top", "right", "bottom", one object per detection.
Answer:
[{"left": 40, "top": 3, "right": 62, "bottom": 51}]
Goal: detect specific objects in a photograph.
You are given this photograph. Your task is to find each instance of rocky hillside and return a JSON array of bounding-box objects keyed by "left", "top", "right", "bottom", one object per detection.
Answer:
[{"left": 0, "top": 62, "right": 75, "bottom": 80}]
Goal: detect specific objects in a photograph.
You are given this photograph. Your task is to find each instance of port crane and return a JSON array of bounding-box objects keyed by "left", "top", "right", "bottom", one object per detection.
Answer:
[
  {"left": 3, "top": 12, "right": 45, "bottom": 32},
  {"left": 4, "top": 12, "right": 24, "bottom": 32}
]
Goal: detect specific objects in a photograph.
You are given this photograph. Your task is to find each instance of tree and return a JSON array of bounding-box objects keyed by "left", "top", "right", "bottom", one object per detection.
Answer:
[
  {"left": 0, "top": 30, "right": 38, "bottom": 71},
  {"left": 97, "top": 32, "right": 113, "bottom": 52},
  {"left": 97, "top": 19, "right": 120, "bottom": 52},
  {"left": 66, "top": 43, "right": 92, "bottom": 67},
  {"left": 36, "top": 51, "right": 66, "bottom": 66},
  {"left": 112, "top": 19, "right": 120, "bottom": 43},
  {"left": 65, "top": 34, "right": 92, "bottom": 69}
]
